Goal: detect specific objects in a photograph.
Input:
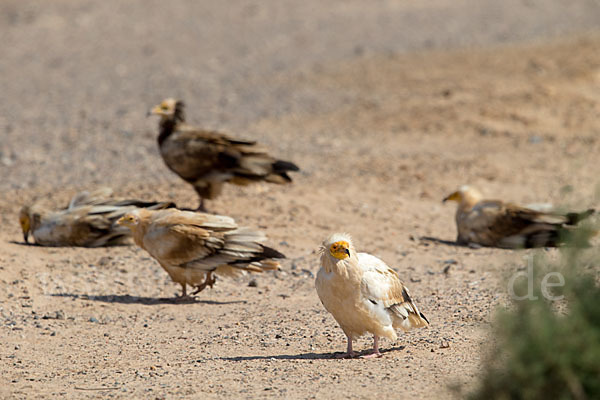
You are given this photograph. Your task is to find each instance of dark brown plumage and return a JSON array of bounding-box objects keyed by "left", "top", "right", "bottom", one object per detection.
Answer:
[
  {"left": 150, "top": 98, "right": 299, "bottom": 211},
  {"left": 443, "top": 186, "right": 596, "bottom": 248},
  {"left": 18, "top": 188, "right": 176, "bottom": 247}
]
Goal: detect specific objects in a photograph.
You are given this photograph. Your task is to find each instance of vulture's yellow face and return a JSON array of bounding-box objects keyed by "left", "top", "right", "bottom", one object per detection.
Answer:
[
  {"left": 18, "top": 210, "right": 31, "bottom": 243},
  {"left": 149, "top": 98, "right": 177, "bottom": 116},
  {"left": 116, "top": 213, "right": 138, "bottom": 228},
  {"left": 443, "top": 186, "right": 482, "bottom": 206},
  {"left": 329, "top": 241, "right": 351, "bottom": 260}
]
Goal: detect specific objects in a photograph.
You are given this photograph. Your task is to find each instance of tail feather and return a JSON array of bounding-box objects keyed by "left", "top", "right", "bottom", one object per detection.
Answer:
[
  {"left": 390, "top": 302, "right": 430, "bottom": 331},
  {"left": 524, "top": 230, "right": 559, "bottom": 248},
  {"left": 268, "top": 159, "right": 299, "bottom": 183},
  {"left": 272, "top": 159, "right": 300, "bottom": 173},
  {"left": 228, "top": 245, "right": 285, "bottom": 266},
  {"left": 265, "top": 173, "right": 292, "bottom": 184},
  {"left": 259, "top": 245, "right": 286, "bottom": 259},
  {"left": 112, "top": 200, "right": 176, "bottom": 210},
  {"left": 258, "top": 259, "right": 281, "bottom": 270},
  {"left": 68, "top": 188, "right": 114, "bottom": 209},
  {"left": 565, "top": 208, "right": 595, "bottom": 225}
]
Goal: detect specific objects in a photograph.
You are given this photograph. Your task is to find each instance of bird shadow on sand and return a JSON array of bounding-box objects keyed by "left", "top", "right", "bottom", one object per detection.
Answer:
[
  {"left": 419, "top": 236, "right": 477, "bottom": 248},
  {"left": 8, "top": 240, "right": 130, "bottom": 248},
  {"left": 8, "top": 240, "right": 39, "bottom": 246},
  {"left": 49, "top": 293, "right": 246, "bottom": 306},
  {"left": 220, "top": 346, "right": 406, "bottom": 361},
  {"left": 8, "top": 240, "right": 131, "bottom": 249}
]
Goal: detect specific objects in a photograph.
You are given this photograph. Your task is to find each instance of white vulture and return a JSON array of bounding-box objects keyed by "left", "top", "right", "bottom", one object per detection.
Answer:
[
  {"left": 316, "top": 233, "right": 429, "bottom": 358},
  {"left": 18, "top": 188, "right": 174, "bottom": 247},
  {"left": 117, "top": 208, "right": 283, "bottom": 298},
  {"left": 443, "top": 186, "right": 595, "bottom": 248},
  {"left": 149, "top": 98, "right": 299, "bottom": 211}
]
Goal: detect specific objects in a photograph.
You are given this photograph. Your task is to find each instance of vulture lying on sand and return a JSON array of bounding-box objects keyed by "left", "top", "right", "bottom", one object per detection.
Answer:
[
  {"left": 19, "top": 188, "right": 175, "bottom": 247},
  {"left": 443, "top": 186, "right": 595, "bottom": 248}
]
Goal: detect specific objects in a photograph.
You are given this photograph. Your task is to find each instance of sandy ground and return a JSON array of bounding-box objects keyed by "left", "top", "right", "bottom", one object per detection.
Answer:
[{"left": 1, "top": 1, "right": 600, "bottom": 399}]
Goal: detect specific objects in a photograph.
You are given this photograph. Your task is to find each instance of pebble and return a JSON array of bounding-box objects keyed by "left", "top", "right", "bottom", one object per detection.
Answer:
[
  {"left": 301, "top": 269, "right": 314, "bottom": 278},
  {"left": 528, "top": 135, "right": 543, "bottom": 144},
  {"left": 98, "top": 257, "right": 112, "bottom": 266},
  {"left": 42, "top": 310, "right": 65, "bottom": 320}
]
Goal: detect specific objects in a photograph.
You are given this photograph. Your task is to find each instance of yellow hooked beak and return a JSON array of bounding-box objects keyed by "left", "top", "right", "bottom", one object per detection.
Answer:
[
  {"left": 19, "top": 216, "right": 31, "bottom": 243},
  {"left": 443, "top": 191, "right": 461, "bottom": 203},
  {"left": 329, "top": 241, "right": 351, "bottom": 260},
  {"left": 147, "top": 105, "right": 164, "bottom": 117},
  {"left": 117, "top": 214, "right": 138, "bottom": 228}
]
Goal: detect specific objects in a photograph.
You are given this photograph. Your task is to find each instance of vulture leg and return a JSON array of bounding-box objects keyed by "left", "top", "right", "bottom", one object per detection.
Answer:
[
  {"left": 334, "top": 334, "right": 356, "bottom": 359},
  {"left": 191, "top": 271, "right": 217, "bottom": 295}
]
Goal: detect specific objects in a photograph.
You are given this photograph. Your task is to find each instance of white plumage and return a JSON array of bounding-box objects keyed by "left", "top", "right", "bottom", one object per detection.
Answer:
[{"left": 315, "top": 233, "right": 429, "bottom": 358}]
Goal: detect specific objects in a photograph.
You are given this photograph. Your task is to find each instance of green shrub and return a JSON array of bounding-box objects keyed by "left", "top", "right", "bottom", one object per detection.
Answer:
[{"left": 470, "top": 226, "right": 600, "bottom": 400}]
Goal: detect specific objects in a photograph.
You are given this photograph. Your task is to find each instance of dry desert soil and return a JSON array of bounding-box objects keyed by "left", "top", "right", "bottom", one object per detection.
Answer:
[{"left": 1, "top": 1, "right": 600, "bottom": 399}]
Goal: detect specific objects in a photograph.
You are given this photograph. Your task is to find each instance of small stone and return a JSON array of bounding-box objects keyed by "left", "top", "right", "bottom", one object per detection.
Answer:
[
  {"left": 98, "top": 257, "right": 112, "bottom": 266},
  {"left": 1, "top": 156, "right": 13, "bottom": 167},
  {"left": 43, "top": 310, "right": 65, "bottom": 320},
  {"left": 528, "top": 135, "right": 543, "bottom": 144},
  {"left": 89, "top": 317, "right": 99, "bottom": 323},
  {"left": 248, "top": 279, "right": 258, "bottom": 287},
  {"left": 301, "top": 269, "right": 314, "bottom": 278},
  {"left": 274, "top": 270, "right": 287, "bottom": 280}
]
